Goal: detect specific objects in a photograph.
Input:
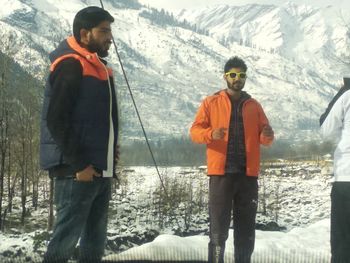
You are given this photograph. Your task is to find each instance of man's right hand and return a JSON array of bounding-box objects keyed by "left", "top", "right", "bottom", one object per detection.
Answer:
[
  {"left": 212, "top": 127, "right": 227, "bottom": 140},
  {"left": 76, "top": 165, "right": 101, "bottom": 182}
]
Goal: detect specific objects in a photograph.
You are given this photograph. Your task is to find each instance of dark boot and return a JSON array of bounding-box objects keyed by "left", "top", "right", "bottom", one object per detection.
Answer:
[
  {"left": 234, "top": 248, "right": 252, "bottom": 263},
  {"left": 208, "top": 243, "right": 225, "bottom": 263}
]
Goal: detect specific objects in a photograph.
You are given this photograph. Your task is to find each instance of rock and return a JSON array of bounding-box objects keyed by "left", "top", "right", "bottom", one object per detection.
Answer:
[{"left": 256, "top": 221, "right": 286, "bottom": 231}]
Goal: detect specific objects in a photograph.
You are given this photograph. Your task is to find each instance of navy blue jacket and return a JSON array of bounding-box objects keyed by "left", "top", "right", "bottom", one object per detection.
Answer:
[{"left": 40, "top": 36, "right": 118, "bottom": 176}]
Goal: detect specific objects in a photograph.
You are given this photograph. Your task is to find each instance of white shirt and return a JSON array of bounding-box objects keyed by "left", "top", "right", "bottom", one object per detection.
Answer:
[{"left": 99, "top": 57, "right": 114, "bottom": 178}]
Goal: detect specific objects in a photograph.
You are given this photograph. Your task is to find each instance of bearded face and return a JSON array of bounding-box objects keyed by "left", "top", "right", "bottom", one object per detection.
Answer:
[
  {"left": 84, "top": 21, "right": 113, "bottom": 58},
  {"left": 86, "top": 35, "right": 111, "bottom": 57},
  {"left": 224, "top": 68, "right": 247, "bottom": 92}
]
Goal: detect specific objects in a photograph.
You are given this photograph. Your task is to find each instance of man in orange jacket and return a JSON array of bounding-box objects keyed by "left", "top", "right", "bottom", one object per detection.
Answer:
[{"left": 190, "top": 56, "right": 274, "bottom": 263}]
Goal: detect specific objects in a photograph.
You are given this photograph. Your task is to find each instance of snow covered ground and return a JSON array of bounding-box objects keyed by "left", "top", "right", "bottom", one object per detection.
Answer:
[
  {"left": 104, "top": 219, "right": 330, "bottom": 262},
  {"left": 0, "top": 162, "right": 333, "bottom": 262},
  {"left": 0, "top": 220, "right": 331, "bottom": 262}
]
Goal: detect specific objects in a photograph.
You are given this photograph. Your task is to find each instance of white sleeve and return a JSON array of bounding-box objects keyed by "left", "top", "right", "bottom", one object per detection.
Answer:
[{"left": 320, "top": 91, "right": 350, "bottom": 139}]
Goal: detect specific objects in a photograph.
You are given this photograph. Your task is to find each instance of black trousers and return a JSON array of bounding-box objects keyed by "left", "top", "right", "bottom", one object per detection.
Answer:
[
  {"left": 331, "top": 182, "right": 350, "bottom": 263},
  {"left": 209, "top": 173, "right": 258, "bottom": 263}
]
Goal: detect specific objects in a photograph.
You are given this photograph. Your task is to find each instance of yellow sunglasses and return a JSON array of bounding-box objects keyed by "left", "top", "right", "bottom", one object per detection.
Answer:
[{"left": 225, "top": 71, "right": 247, "bottom": 79}]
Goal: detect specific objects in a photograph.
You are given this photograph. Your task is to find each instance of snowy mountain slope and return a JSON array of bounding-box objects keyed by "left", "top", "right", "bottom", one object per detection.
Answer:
[
  {"left": 0, "top": 0, "right": 348, "bottom": 141},
  {"left": 176, "top": 2, "right": 350, "bottom": 86}
]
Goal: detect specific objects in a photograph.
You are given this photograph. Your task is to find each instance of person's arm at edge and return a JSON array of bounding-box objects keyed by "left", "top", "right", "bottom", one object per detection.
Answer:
[
  {"left": 258, "top": 103, "right": 274, "bottom": 146},
  {"left": 320, "top": 92, "right": 347, "bottom": 140}
]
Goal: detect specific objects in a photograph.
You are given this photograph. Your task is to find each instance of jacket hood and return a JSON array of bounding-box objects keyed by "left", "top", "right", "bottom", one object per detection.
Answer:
[
  {"left": 240, "top": 90, "right": 251, "bottom": 100},
  {"left": 49, "top": 36, "right": 98, "bottom": 63},
  {"left": 49, "top": 36, "right": 109, "bottom": 73},
  {"left": 49, "top": 37, "right": 76, "bottom": 63}
]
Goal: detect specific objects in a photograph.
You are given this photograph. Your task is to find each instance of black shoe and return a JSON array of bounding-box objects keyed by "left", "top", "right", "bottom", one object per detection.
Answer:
[{"left": 208, "top": 243, "right": 225, "bottom": 263}]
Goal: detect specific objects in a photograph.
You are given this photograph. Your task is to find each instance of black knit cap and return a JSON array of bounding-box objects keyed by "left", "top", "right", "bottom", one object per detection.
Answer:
[{"left": 73, "top": 6, "right": 114, "bottom": 43}]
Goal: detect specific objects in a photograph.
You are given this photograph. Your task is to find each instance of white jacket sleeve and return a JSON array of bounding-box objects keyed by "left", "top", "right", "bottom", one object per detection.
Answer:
[{"left": 320, "top": 91, "right": 350, "bottom": 139}]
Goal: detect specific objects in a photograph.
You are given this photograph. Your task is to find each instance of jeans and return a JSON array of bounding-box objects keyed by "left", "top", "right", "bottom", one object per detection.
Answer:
[{"left": 43, "top": 177, "right": 111, "bottom": 263}]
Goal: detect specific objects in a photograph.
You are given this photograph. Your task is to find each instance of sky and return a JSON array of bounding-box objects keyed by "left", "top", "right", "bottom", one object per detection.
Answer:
[{"left": 138, "top": 0, "right": 350, "bottom": 11}]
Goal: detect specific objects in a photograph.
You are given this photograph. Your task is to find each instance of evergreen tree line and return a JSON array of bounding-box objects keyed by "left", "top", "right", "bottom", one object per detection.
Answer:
[
  {"left": 119, "top": 137, "right": 335, "bottom": 166},
  {"left": 120, "top": 137, "right": 206, "bottom": 166},
  {"left": 139, "top": 8, "right": 210, "bottom": 36},
  {"left": 110, "top": 0, "right": 142, "bottom": 10}
]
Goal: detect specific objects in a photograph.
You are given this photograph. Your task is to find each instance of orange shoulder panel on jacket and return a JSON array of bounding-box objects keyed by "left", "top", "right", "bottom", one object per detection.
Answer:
[
  {"left": 50, "top": 53, "right": 113, "bottom": 81},
  {"left": 49, "top": 37, "right": 113, "bottom": 81}
]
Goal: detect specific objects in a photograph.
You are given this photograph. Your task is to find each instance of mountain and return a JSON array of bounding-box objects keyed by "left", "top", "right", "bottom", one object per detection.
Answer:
[
  {"left": 0, "top": 0, "right": 349, "bottom": 142},
  {"left": 176, "top": 2, "right": 350, "bottom": 86}
]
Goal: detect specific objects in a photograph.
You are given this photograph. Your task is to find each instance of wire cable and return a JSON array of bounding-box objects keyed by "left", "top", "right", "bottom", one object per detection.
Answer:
[{"left": 99, "top": 0, "right": 169, "bottom": 198}]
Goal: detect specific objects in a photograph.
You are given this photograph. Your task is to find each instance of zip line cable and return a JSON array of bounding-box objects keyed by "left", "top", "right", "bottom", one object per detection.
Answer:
[
  {"left": 98, "top": 1, "right": 186, "bottom": 233},
  {"left": 98, "top": 0, "right": 169, "bottom": 198}
]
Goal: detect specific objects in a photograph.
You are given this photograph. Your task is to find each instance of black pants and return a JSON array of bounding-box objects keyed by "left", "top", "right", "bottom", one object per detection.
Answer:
[
  {"left": 331, "top": 182, "right": 350, "bottom": 263},
  {"left": 209, "top": 173, "right": 258, "bottom": 263}
]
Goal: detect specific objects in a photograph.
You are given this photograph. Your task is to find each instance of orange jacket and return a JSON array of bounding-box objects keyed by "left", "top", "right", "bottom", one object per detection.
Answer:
[{"left": 190, "top": 90, "right": 274, "bottom": 176}]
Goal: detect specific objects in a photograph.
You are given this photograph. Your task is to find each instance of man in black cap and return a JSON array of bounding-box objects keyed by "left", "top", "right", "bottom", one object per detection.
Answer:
[{"left": 40, "top": 6, "right": 119, "bottom": 262}]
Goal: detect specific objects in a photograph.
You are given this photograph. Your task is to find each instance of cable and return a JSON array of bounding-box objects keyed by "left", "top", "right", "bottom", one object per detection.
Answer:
[
  {"left": 98, "top": 1, "right": 188, "bottom": 234},
  {"left": 98, "top": 0, "right": 169, "bottom": 198}
]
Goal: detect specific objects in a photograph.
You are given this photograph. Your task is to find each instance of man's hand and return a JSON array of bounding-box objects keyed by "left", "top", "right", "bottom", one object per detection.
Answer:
[
  {"left": 76, "top": 165, "right": 101, "bottom": 182},
  {"left": 212, "top": 128, "right": 227, "bottom": 140},
  {"left": 115, "top": 144, "right": 120, "bottom": 162},
  {"left": 262, "top": 125, "right": 274, "bottom": 138}
]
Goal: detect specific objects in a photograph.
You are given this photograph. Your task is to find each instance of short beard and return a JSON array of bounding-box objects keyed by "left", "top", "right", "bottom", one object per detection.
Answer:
[
  {"left": 227, "top": 81, "right": 244, "bottom": 92},
  {"left": 87, "top": 39, "right": 109, "bottom": 58}
]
